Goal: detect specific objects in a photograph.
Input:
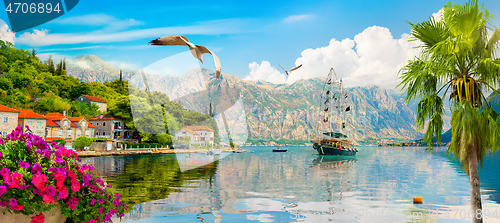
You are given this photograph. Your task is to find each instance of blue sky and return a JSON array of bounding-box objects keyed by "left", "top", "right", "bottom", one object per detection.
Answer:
[{"left": 0, "top": 0, "right": 499, "bottom": 89}]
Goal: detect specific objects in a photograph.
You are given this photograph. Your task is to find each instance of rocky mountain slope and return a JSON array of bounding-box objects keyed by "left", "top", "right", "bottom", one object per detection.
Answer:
[{"left": 66, "top": 55, "right": 424, "bottom": 144}]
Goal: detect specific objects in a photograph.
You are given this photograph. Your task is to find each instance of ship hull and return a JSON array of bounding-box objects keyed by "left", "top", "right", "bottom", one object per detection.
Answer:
[{"left": 313, "top": 143, "right": 357, "bottom": 155}]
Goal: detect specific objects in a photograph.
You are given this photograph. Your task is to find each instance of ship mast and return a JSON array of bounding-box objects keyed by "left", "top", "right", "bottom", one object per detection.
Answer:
[{"left": 317, "top": 68, "right": 349, "bottom": 136}]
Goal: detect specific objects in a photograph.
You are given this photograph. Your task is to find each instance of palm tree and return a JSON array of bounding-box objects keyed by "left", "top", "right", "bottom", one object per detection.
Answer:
[{"left": 398, "top": 1, "right": 500, "bottom": 222}]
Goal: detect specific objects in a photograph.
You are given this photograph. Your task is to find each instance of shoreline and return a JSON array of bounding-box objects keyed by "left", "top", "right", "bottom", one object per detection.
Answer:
[{"left": 77, "top": 148, "right": 239, "bottom": 157}]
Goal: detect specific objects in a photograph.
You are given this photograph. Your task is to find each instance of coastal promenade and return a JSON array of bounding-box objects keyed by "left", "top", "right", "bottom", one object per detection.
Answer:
[{"left": 77, "top": 148, "right": 239, "bottom": 157}]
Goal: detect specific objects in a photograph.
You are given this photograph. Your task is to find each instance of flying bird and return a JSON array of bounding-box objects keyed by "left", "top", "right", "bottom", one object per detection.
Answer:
[
  {"left": 278, "top": 63, "right": 302, "bottom": 76},
  {"left": 149, "top": 35, "right": 221, "bottom": 79}
]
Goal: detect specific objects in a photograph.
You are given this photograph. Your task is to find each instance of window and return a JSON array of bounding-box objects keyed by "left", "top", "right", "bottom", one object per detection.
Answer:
[
  {"left": 29, "top": 121, "right": 33, "bottom": 126},
  {"left": 82, "top": 121, "right": 86, "bottom": 126},
  {"left": 86, "top": 130, "right": 89, "bottom": 136},
  {"left": 3, "top": 117, "right": 7, "bottom": 123},
  {"left": 2, "top": 130, "right": 7, "bottom": 136},
  {"left": 37, "top": 132, "right": 42, "bottom": 136},
  {"left": 64, "top": 121, "right": 68, "bottom": 126},
  {"left": 103, "top": 131, "right": 106, "bottom": 135},
  {"left": 77, "top": 130, "right": 81, "bottom": 136},
  {"left": 59, "top": 130, "right": 62, "bottom": 136},
  {"left": 38, "top": 121, "right": 42, "bottom": 127},
  {"left": 68, "top": 130, "right": 72, "bottom": 136},
  {"left": 80, "top": 98, "right": 83, "bottom": 102},
  {"left": 103, "top": 122, "right": 106, "bottom": 126}
]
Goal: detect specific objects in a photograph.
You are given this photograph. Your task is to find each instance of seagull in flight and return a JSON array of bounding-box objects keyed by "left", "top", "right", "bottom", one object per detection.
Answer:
[
  {"left": 278, "top": 63, "right": 302, "bottom": 76},
  {"left": 149, "top": 35, "right": 221, "bottom": 79}
]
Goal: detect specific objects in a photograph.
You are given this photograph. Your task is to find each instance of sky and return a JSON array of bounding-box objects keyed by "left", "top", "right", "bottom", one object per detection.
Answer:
[{"left": 0, "top": 0, "right": 499, "bottom": 90}]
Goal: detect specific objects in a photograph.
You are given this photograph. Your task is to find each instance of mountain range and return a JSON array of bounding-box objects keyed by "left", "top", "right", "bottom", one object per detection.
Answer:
[{"left": 65, "top": 54, "right": 427, "bottom": 145}]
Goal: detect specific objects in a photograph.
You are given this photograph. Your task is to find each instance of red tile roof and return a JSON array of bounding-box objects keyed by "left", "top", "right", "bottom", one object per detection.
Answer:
[
  {"left": 184, "top": 129, "right": 199, "bottom": 135},
  {"left": 182, "top": 125, "right": 214, "bottom": 132},
  {"left": 46, "top": 119, "right": 60, "bottom": 127},
  {"left": 17, "top": 110, "right": 48, "bottom": 119},
  {"left": 0, "top": 104, "right": 19, "bottom": 113},
  {"left": 69, "top": 117, "right": 83, "bottom": 122},
  {"left": 45, "top": 112, "right": 63, "bottom": 117},
  {"left": 88, "top": 114, "right": 122, "bottom": 121},
  {"left": 88, "top": 123, "right": 95, "bottom": 128},
  {"left": 82, "top": 95, "right": 107, "bottom": 103}
]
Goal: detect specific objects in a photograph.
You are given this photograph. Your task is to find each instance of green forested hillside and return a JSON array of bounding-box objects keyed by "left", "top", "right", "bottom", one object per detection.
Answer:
[{"left": 0, "top": 40, "right": 217, "bottom": 144}]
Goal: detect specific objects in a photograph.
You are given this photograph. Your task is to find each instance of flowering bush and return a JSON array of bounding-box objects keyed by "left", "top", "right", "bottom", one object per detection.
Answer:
[{"left": 0, "top": 126, "right": 126, "bottom": 223}]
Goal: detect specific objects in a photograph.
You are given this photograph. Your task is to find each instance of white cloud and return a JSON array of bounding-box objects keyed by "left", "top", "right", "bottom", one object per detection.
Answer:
[
  {"left": 52, "top": 14, "right": 142, "bottom": 32},
  {"left": 15, "top": 18, "right": 249, "bottom": 46},
  {"left": 249, "top": 25, "right": 419, "bottom": 90},
  {"left": 244, "top": 61, "right": 287, "bottom": 84},
  {"left": 107, "top": 60, "right": 141, "bottom": 71},
  {"left": 432, "top": 8, "right": 444, "bottom": 22},
  {"left": 284, "top": 14, "right": 314, "bottom": 23},
  {"left": 0, "top": 19, "right": 15, "bottom": 44},
  {"left": 36, "top": 53, "right": 67, "bottom": 62}
]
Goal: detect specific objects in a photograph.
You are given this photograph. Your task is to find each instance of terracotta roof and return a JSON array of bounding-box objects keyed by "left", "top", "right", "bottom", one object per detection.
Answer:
[
  {"left": 0, "top": 104, "right": 19, "bottom": 113},
  {"left": 184, "top": 129, "right": 199, "bottom": 135},
  {"left": 88, "top": 123, "right": 95, "bottom": 128},
  {"left": 46, "top": 119, "right": 60, "bottom": 127},
  {"left": 69, "top": 117, "right": 84, "bottom": 122},
  {"left": 182, "top": 125, "right": 214, "bottom": 132},
  {"left": 88, "top": 114, "right": 122, "bottom": 121},
  {"left": 17, "top": 110, "right": 48, "bottom": 119},
  {"left": 45, "top": 112, "right": 63, "bottom": 117},
  {"left": 82, "top": 95, "right": 107, "bottom": 103},
  {"left": 47, "top": 116, "right": 65, "bottom": 121}
]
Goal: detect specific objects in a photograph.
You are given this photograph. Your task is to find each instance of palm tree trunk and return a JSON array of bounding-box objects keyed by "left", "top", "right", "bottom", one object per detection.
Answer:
[{"left": 469, "top": 139, "right": 482, "bottom": 223}]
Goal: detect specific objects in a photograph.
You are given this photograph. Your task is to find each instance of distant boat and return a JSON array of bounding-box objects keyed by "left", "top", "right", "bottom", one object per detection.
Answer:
[
  {"left": 311, "top": 68, "right": 358, "bottom": 156},
  {"left": 273, "top": 147, "right": 287, "bottom": 152}
]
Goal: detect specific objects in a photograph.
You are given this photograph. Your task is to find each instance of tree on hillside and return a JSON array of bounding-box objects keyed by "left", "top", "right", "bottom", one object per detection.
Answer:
[{"left": 398, "top": 1, "right": 500, "bottom": 222}]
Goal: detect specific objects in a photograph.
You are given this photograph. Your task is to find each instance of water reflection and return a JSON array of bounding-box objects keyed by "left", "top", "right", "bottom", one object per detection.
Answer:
[{"left": 83, "top": 147, "right": 500, "bottom": 223}]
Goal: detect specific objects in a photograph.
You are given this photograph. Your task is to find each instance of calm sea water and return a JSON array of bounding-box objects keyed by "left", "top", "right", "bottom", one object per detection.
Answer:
[{"left": 82, "top": 146, "right": 500, "bottom": 223}]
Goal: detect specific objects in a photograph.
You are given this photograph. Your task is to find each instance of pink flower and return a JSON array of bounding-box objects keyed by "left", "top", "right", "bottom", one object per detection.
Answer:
[
  {"left": 98, "top": 207, "right": 104, "bottom": 215},
  {"left": 57, "top": 186, "right": 68, "bottom": 200},
  {"left": 43, "top": 195, "right": 55, "bottom": 204},
  {"left": 13, "top": 204, "right": 24, "bottom": 211},
  {"left": 8, "top": 198, "right": 17, "bottom": 207},
  {"left": 31, "top": 213, "right": 45, "bottom": 223},
  {"left": 70, "top": 178, "right": 80, "bottom": 192},
  {"left": 91, "top": 198, "right": 97, "bottom": 206},
  {"left": 0, "top": 185, "right": 6, "bottom": 197},
  {"left": 8, "top": 172, "right": 22, "bottom": 188},
  {"left": 19, "top": 161, "right": 30, "bottom": 168},
  {"left": 32, "top": 174, "right": 48, "bottom": 191}
]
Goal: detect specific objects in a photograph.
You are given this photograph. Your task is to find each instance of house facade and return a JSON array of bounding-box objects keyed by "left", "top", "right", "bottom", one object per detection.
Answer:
[
  {"left": 17, "top": 110, "right": 48, "bottom": 139},
  {"left": 44, "top": 113, "right": 95, "bottom": 148},
  {"left": 174, "top": 125, "right": 214, "bottom": 146},
  {"left": 76, "top": 95, "right": 108, "bottom": 113},
  {"left": 88, "top": 114, "right": 136, "bottom": 149},
  {"left": 0, "top": 104, "right": 19, "bottom": 136}
]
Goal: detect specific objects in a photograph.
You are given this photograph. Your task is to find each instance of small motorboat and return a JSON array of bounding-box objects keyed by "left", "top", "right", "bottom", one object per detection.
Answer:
[{"left": 273, "top": 147, "right": 287, "bottom": 152}]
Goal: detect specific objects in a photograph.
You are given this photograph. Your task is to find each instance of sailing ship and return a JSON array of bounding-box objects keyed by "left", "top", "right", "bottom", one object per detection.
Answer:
[{"left": 311, "top": 68, "right": 358, "bottom": 155}]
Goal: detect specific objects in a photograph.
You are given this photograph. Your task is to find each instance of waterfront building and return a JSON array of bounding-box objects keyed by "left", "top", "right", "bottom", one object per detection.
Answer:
[
  {"left": 17, "top": 110, "right": 48, "bottom": 139},
  {"left": 174, "top": 125, "right": 214, "bottom": 146},
  {"left": 76, "top": 95, "right": 108, "bottom": 113},
  {"left": 0, "top": 104, "right": 19, "bottom": 136}
]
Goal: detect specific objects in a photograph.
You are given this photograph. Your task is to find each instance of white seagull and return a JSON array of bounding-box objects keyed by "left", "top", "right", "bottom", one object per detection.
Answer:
[
  {"left": 278, "top": 63, "right": 302, "bottom": 76},
  {"left": 149, "top": 35, "right": 221, "bottom": 79}
]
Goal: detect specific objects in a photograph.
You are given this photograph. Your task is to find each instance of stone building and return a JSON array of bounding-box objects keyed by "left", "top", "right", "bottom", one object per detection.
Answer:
[
  {"left": 88, "top": 114, "right": 136, "bottom": 149},
  {"left": 17, "top": 110, "right": 48, "bottom": 139},
  {"left": 76, "top": 95, "right": 107, "bottom": 113},
  {"left": 0, "top": 104, "right": 19, "bottom": 136},
  {"left": 175, "top": 125, "right": 214, "bottom": 146},
  {"left": 44, "top": 112, "right": 95, "bottom": 148}
]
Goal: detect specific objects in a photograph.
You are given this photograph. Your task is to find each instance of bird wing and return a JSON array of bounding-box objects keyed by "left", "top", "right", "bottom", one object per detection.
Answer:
[
  {"left": 289, "top": 64, "right": 303, "bottom": 73},
  {"left": 149, "top": 35, "right": 190, "bottom": 46},
  {"left": 197, "top": 45, "right": 222, "bottom": 79},
  {"left": 277, "top": 63, "right": 288, "bottom": 72}
]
